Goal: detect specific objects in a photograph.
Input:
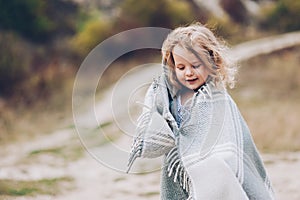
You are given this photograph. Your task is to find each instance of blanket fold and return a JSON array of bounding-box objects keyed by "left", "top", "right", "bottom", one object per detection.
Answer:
[{"left": 127, "top": 75, "right": 274, "bottom": 200}]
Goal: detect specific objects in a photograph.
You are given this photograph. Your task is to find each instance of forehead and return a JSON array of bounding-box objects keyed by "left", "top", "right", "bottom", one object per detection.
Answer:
[{"left": 172, "top": 45, "right": 206, "bottom": 64}]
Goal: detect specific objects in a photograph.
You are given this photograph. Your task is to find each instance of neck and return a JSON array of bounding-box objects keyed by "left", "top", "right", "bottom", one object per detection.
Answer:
[{"left": 179, "top": 89, "right": 194, "bottom": 105}]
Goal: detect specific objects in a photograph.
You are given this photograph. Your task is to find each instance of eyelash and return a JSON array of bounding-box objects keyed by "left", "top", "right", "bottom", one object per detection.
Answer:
[{"left": 177, "top": 65, "right": 201, "bottom": 70}]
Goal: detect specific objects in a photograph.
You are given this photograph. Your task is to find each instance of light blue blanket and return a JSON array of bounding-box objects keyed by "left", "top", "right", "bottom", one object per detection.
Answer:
[{"left": 128, "top": 73, "right": 274, "bottom": 200}]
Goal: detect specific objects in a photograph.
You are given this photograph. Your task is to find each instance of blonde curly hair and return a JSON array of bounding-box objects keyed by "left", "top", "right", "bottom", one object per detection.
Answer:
[{"left": 162, "top": 22, "right": 237, "bottom": 89}]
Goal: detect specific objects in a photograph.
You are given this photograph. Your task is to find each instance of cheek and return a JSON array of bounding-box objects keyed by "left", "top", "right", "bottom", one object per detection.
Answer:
[
  {"left": 197, "top": 68, "right": 209, "bottom": 79},
  {"left": 203, "top": 68, "right": 209, "bottom": 77},
  {"left": 175, "top": 69, "right": 183, "bottom": 79}
]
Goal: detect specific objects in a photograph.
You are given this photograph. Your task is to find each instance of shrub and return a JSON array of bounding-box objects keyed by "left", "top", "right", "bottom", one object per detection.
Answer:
[
  {"left": 207, "top": 17, "right": 240, "bottom": 41},
  {"left": 0, "top": 32, "right": 32, "bottom": 97},
  {"left": 0, "top": 0, "right": 79, "bottom": 43},
  {"left": 117, "top": 0, "right": 195, "bottom": 29},
  {"left": 259, "top": 0, "right": 300, "bottom": 32},
  {"left": 70, "top": 17, "right": 113, "bottom": 57},
  {"left": 0, "top": 0, "right": 54, "bottom": 42},
  {"left": 219, "top": 0, "right": 249, "bottom": 24}
]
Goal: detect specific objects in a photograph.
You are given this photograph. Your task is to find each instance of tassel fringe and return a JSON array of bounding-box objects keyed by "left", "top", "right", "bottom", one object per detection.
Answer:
[
  {"left": 166, "top": 147, "right": 192, "bottom": 197},
  {"left": 127, "top": 137, "right": 143, "bottom": 173}
]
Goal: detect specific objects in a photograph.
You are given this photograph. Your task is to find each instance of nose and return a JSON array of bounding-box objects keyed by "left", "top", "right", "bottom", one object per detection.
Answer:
[{"left": 185, "top": 66, "right": 194, "bottom": 76}]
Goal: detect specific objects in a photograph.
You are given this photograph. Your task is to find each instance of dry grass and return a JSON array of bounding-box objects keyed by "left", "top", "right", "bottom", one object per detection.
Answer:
[
  {"left": 1, "top": 43, "right": 298, "bottom": 154},
  {"left": 0, "top": 177, "right": 74, "bottom": 197},
  {"left": 230, "top": 46, "right": 300, "bottom": 152},
  {"left": 0, "top": 71, "right": 75, "bottom": 144}
]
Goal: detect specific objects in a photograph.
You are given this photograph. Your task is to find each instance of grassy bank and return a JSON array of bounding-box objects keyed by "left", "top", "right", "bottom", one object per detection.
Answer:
[
  {"left": 0, "top": 177, "right": 74, "bottom": 197},
  {"left": 1, "top": 45, "right": 299, "bottom": 154},
  {"left": 230, "top": 46, "right": 300, "bottom": 152},
  {"left": 0, "top": 71, "right": 75, "bottom": 144}
]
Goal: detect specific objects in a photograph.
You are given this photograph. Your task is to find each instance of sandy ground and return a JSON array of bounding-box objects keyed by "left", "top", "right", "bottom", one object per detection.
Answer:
[
  {"left": 1, "top": 32, "right": 300, "bottom": 200},
  {"left": 1, "top": 128, "right": 300, "bottom": 200}
]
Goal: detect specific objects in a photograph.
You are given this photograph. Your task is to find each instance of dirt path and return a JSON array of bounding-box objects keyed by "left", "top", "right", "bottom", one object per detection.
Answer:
[{"left": 1, "top": 31, "right": 300, "bottom": 200}]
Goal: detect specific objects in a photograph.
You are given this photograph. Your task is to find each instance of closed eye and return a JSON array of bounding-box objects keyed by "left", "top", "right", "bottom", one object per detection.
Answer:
[
  {"left": 176, "top": 65, "right": 185, "bottom": 70},
  {"left": 192, "top": 64, "right": 202, "bottom": 69}
]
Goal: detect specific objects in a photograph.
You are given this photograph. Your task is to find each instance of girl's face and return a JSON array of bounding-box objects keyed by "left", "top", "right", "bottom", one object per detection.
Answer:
[{"left": 173, "top": 45, "right": 209, "bottom": 91}]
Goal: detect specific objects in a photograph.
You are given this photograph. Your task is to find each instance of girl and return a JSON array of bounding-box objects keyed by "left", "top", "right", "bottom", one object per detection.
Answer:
[{"left": 127, "top": 23, "right": 274, "bottom": 200}]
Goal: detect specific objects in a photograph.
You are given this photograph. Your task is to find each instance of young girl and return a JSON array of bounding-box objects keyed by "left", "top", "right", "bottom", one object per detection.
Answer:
[{"left": 127, "top": 23, "right": 274, "bottom": 200}]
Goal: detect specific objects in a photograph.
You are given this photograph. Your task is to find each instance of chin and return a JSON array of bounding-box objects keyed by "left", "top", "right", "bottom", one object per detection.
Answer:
[
  {"left": 188, "top": 86, "right": 197, "bottom": 91},
  {"left": 190, "top": 84, "right": 203, "bottom": 91}
]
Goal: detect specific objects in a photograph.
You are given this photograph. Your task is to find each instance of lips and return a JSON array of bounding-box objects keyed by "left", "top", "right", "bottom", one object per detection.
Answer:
[{"left": 186, "top": 78, "right": 198, "bottom": 84}]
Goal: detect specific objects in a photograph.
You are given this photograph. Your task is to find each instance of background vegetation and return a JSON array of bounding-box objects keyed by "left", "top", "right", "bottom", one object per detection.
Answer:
[
  {"left": 0, "top": 0, "right": 300, "bottom": 151},
  {"left": 231, "top": 46, "right": 300, "bottom": 152},
  {"left": 0, "top": 0, "right": 299, "bottom": 198}
]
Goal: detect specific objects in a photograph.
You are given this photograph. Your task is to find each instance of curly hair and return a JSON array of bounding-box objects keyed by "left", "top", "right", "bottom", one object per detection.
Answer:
[{"left": 162, "top": 22, "right": 237, "bottom": 89}]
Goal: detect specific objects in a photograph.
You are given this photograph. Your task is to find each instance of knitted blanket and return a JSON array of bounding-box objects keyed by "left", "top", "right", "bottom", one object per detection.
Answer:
[{"left": 127, "top": 71, "right": 274, "bottom": 200}]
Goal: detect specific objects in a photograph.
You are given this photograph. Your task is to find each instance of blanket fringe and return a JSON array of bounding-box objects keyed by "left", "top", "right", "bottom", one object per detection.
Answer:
[
  {"left": 166, "top": 147, "right": 191, "bottom": 196},
  {"left": 127, "top": 103, "right": 152, "bottom": 173},
  {"left": 127, "top": 137, "right": 143, "bottom": 173},
  {"left": 187, "top": 195, "right": 193, "bottom": 200}
]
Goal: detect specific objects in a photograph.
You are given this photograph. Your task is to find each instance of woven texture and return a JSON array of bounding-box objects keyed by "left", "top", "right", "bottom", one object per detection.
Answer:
[{"left": 128, "top": 70, "right": 274, "bottom": 200}]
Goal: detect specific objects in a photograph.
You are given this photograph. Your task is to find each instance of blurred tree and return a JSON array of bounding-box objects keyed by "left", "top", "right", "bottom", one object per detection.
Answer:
[
  {"left": 0, "top": 0, "right": 79, "bottom": 100},
  {"left": 71, "top": 17, "right": 113, "bottom": 57},
  {"left": 0, "top": 0, "right": 78, "bottom": 43},
  {"left": 259, "top": 0, "right": 300, "bottom": 32},
  {"left": 220, "top": 0, "right": 250, "bottom": 24},
  {"left": 71, "top": 0, "right": 202, "bottom": 57},
  {"left": 42, "top": 0, "right": 79, "bottom": 37},
  {"left": 0, "top": 32, "right": 32, "bottom": 97},
  {"left": 117, "top": 0, "right": 196, "bottom": 29},
  {"left": 0, "top": 0, "right": 53, "bottom": 42},
  {"left": 185, "top": 0, "right": 210, "bottom": 22}
]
